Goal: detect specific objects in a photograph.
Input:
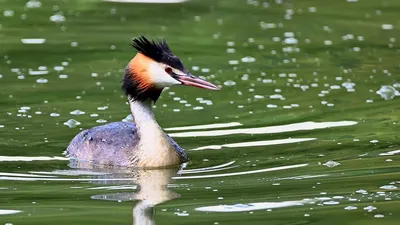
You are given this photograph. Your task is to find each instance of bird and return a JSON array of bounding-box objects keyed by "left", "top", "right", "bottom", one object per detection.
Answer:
[{"left": 65, "top": 35, "right": 220, "bottom": 168}]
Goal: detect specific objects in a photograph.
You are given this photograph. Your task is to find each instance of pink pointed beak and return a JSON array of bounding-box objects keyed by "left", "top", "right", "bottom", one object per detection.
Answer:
[{"left": 175, "top": 73, "right": 220, "bottom": 91}]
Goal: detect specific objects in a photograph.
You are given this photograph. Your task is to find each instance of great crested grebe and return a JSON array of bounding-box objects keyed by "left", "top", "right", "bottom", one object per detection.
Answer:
[{"left": 65, "top": 35, "right": 219, "bottom": 168}]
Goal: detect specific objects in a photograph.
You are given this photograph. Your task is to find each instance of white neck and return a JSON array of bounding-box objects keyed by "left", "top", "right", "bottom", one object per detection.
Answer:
[
  {"left": 129, "top": 99, "right": 179, "bottom": 167},
  {"left": 129, "top": 99, "right": 157, "bottom": 128}
]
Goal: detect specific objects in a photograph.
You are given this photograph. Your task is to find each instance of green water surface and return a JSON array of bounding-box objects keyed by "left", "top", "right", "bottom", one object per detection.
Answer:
[{"left": 0, "top": 0, "right": 399, "bottom": 224}]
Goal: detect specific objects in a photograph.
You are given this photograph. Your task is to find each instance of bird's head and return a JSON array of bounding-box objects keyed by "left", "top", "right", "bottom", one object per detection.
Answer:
[{"left": 122, "top": 35, "right": 220, "bottom": 102}]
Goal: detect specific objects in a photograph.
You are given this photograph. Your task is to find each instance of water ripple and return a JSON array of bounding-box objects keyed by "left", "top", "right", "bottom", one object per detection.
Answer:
[
  {"left": 173, "top": 163, "right": 308, "bottom": 180},
  {"left": 0, "top": 156, "right": 68, "bottom": 162},
  {"left": 196, "top": 199, "right": 315, "bottom": 212},
  {"left": 192, "top": 138, "right": 316, "bottom": 150},
  {"left": 165, "top": 122, "right": 242, "bottom": 131},
  {"left": 169, "top": 121, "right": 357, "bottom": 137},
  {"left": 0, "top": 209, "right": 22, "bottom": 215}
]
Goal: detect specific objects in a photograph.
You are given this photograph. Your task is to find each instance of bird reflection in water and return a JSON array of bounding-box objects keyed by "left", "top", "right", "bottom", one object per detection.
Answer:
[{"left": 70, "top": 160, "right": 183, "bottom": 225}]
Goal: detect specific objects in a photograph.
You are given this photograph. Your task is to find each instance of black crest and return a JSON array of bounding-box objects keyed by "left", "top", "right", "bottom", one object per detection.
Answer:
[{"left": 131, "top": 35, "right": 184, "bottom": 70}]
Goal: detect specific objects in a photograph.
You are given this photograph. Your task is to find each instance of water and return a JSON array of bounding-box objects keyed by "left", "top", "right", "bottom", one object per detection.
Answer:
[{"left": 0, "top": 0, "right": 399, "bottom": 224}]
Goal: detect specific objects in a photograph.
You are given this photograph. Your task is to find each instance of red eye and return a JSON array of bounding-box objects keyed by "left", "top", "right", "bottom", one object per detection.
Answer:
[{"left": 165, "top": 67, "right": 173, "bottom": 75}]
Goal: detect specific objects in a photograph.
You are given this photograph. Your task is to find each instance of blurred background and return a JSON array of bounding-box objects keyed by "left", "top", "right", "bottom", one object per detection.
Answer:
[{"left": 0, "top": 0, "right": 399, "bottom": 224}]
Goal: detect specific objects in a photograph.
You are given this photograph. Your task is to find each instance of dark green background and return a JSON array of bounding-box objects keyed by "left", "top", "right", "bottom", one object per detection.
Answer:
[{"left": 0, "top": 0, "right": 399, "bottom": 224}]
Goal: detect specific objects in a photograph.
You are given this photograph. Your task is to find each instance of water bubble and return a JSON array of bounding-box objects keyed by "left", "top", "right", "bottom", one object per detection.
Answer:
[
  {"left": 29, "top": 70, "right": 48, "bottom": 75},
  {"left": 226, "top": 48, "right": 236, "bottom": 53},
  {"left": 241, "top": 57, "right": 255, "bottom": 63},
  {"left": 262, "top": 79, "right": 273, "bottom": 83},
  {"left": 200, "top": 100, "right": 213, "bottom": 105},
  {"left": 363, "top": 206, "right": 377, "bottom": 212},
  {"left": 63, "top": 119, "right": 81, "bottom": 128},
  {"left": 376, "top": 85, "right": 399, "bottom": 100},
  {"left": 374, "top": 214, "right": 384, "bottom": 218},
  {"left": 342, "top": 81, "right": 355, "bottom": 89},
  {"left": 344, "top": 206, "right": 357, "bottom": 210},
  {"left": 97, "top": 106, "right": 108, "bottom": 111},
  {"left": 333, "top": 196, "right": 344, "bottom": 199},
  {"left": 380, "top": 185, "right": 397, "bottom": 190},
  {"left": 323, "top": 201, "right": 340, "bottom": 205},
  {"left": 355, "top": 189, "right": 368, "bottom": 194},
  {"left": 175, "top": 211, "right": 189, "bottom": 216},
  {"left": 50, "top": 113, "right": 60, "bottom": 117},
  {"left": 70, "top": 110, "right": 85, "bottom": 115},
  {"left": 201, "top": 68, "right": 210, "bottom": 73},
  {"left": 50, "top": 13, "right": 65, "bottom": 23},
  {"left": 228, "top": 60, "right": 239, "bottom": 65},
  {"left": 21, "top": 38, "right": 46, "bottom": 44},
  {"left": 308, "top": 7, "right": 317, "bottom": 12},
  {"left": 223, "top": 80, "right": 236, "bottom": 86},
  {"left": 260, "top": 22, "right": 277, "bottom": 30},
  {"left": 26, "top": 0, "right": 42, "bottom": 8},
  {"left": 284, "top": 37, "right": 298, "bottom": 44},
  {"left": 342, "top": 34, "right": 354, "bottom": 40},
  {"left": 71, "top": 42, "right": 78, "bottom": 47},
  {"left": 96, "top": 119, "right": 107, "bottom": 123},
  {"left": 3, "top": 10, "right": 14, "bottom": 17},
  {"left": 272, "top": 37, "right": 281, "bottom": 42},
  {"left": 54, "top": 66, "right": 64, "bottom": 71},
  {"left": 381, "top": 24, "right": 393, "bottom": 30},
  {"left": 269, "top": 94, "right": 284, "bottom": 100},
  {"left": 323, "top": 160, "right": 341, "bottom": 168},
  {"left": 36, "top": 78, "right": 48, "bottom": 83},
  {"left": 284, "top": 32, "right": 294, "bottom": 37}
]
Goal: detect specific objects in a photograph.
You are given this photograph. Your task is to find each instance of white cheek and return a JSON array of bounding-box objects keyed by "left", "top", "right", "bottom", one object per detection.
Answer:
[{"left": 148, "top": 63, "right": 181, "bottom": 88}]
